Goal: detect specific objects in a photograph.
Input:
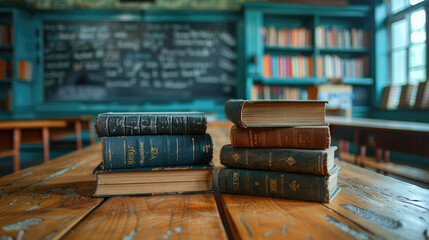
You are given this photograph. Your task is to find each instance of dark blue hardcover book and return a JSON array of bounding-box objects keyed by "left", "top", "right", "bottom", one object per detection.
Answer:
[
  {"left": 95, "top": 112, "right": 207, "bottom": 137},
  {"left": 102, "top": 134, "right": 213, "bottom": 170}
]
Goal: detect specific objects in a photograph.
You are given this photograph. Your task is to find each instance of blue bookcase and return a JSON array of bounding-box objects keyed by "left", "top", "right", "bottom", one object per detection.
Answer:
[
  {"left": 0, "top": 3, "right": 35, "bottom": 119},
  {"left": 243, "top": 2, "right": 374, "bottom": 117}
]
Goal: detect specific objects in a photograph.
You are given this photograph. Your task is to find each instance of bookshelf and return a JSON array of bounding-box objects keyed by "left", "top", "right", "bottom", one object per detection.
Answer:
[
  {"left": 243, "top": 2, "right": 374, "bottom": 117},
  {"left": 0, "top": 3, "right": 35, "bottom": 118}
]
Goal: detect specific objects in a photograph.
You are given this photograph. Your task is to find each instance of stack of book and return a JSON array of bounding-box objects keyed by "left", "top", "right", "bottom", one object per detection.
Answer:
[
  {"left": 93, "top": 112, "right": 214, "bottom": 197},
  {"left": 218, "top": 100, "right": 340, "bottom": 203},
  {"left": 315, "top": 26, "right": 369, "bottom": 49}
]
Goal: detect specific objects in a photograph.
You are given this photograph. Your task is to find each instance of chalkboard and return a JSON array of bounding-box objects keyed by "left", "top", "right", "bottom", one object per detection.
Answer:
[{"left": 43, "top": 21, "right": 237, "bottom": 101}]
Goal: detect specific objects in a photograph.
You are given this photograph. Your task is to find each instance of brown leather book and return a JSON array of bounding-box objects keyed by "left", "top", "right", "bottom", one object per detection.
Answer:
[{"left": 230, "top": 125, "right": 330, "bottom": 149}]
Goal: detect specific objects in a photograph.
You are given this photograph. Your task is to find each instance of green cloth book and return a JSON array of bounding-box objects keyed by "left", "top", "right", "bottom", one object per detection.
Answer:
[{"left": 217, "top": 165, "right": 340, "bottom": 203}]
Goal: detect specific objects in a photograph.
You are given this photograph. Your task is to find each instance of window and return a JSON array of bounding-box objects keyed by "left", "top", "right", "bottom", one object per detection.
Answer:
[{"left": 389, "top": 0, "right": 426, "bottom": 86}]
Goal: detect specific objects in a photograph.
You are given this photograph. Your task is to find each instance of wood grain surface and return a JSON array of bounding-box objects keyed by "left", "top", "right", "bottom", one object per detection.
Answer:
[
  {"left": 0, "top": 144, "right": 103, "bottom": 240},
  {"left": 221, "top": 160, "right": 429, "bottom": 240},
  {"left": 64, "top": 194, "right": 228, "bottom": 240}
]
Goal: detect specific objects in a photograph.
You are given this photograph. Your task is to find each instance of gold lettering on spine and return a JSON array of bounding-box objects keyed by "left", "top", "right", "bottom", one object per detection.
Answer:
[
  {"left": 176, "top": 138, "right": 179, "bottom": 162},
  {"left": 127, "top": 145, "right": 136, "bottom": 165},
  {"left": 123, "top": 140, "right": 126, "bottom": 164},
  {"left": 192, "top": 138, "right": 195, "bottom": 161},
  {"left": 270, "top": 178, "right": 278, "bottom": 193},
  {"left": 151, "top": 147, "right": 158, "bottom": 160},
  {"left": 268, "top": 152, "right": 273, "bottom": 167},
  {"left": 140, "top": 142, "right": 144, "bottom": 164},
  {"left": 232, "top": 172, "right": 239, "bottom": 191}
]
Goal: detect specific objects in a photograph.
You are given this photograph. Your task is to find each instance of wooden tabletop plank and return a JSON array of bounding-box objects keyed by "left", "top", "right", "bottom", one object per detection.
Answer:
[
  {"left": 220, "top": 160, "right": 429, "bottom": 240},
  {"left": 64, "top": 194, "right": 228, "bottom": 240},
  {"left": 220, "top": 194, "right": 377, "bottom": 239},
  {"left": 0, "top": 120, "right": 68, "bottom": 129},
  {"left": 323, "top": 161, "right": 429, "bottom": 240},
  {"left": 326, "top": 116, "right": 429, "bottom": 133},
  {"left": 0, "top": 144, "right": 103, "bottom": 240}
]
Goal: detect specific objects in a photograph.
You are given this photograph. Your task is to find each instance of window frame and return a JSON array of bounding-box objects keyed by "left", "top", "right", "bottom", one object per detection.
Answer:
[{"left": 388, "top": 0, "right": 427, "bottom": 86}]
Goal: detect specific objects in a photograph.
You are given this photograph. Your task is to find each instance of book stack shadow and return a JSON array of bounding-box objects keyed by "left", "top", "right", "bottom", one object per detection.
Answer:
[
  {"left": 93, "top": 112, "right": 214, "bottom": 197},
  {"left": 218, "top": 100, "right": 340, "bottom": 203}
]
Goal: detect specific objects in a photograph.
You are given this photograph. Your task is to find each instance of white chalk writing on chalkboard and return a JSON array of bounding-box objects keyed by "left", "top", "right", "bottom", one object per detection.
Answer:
[{"left": 44, "top": 21, "right": 238, "bottom": 101}]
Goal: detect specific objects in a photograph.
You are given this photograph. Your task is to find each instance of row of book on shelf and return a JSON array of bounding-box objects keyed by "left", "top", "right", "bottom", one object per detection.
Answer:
[
  {"left": 0, "top": 89, "right": 11, "bottom": 111},
  {"left": 93, "top": 100, "right": 339, "bottom": 203},
  {"left": 315, "top": 26, "right": 369, "bottom": 48},
  {"left": 0, "top": 58, "right": 33, "bottom": 81},
  {"left": 262, "top": 54, "right": 368, "bottom": 79},
  {"left": 251, "top": 84, "right": 369, "bottom": 116},
  {"left": 0, "top": 24, "right": 13, "bottom": 45},
  {"left": 262, "top": 26, "right": 312, "bottom": 47},
  {"left": 381, "top": 81, "right": 429, "bottom": 109},
  {"left": 262, "top": 25, "right": 368, "bottom": 49}
]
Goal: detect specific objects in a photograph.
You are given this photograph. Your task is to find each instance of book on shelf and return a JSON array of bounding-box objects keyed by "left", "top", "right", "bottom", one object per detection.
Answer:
[
  {"left": 353, "top": 86, "right": 369, "bottom": 109},
  {"left": 308, "top": 84, "right": 353, "bottom": 117},
  {"left": 262, "top": 26, "right": 311, "bottom": 47},
  {"left": 380, "top": 85, "right": 400, "bottom": 110},
  {"left": 225, "top": 99, "right": 327, "bottom": 128},
  {"left": 0, "top": 89, "right": 12, "bottom": 111},
  {"left": 229, "top": 125, "right": 330, "bottom": 149},
  {"left": 316, "top": 26, "right": 369, "bottom": 49},
  {"left": 0, "top": 24, "right": 13, "bottom": 45},
  {"left": 101, "top": 134, "right": 213, "bottom": 170},
  {"left": 398, "top": 84, "right": 417, "bottom": 109},
  {"left": 262, "top": 55, "right": 313, "bottom": 79},
  {"left": 316, "top": 55, "right": 368, "bottom": 79},
  {"left": 251, "top": 85, "right": 308, "bottom": 100},
  {"left": 414, "top": 81, "right": 429, "bottom": 109},
  {"left": 95, "top": 112, "right": 207, "bottom": 137},
  {"left": 0, "top": 58, "right": 13, "bottom": 80},
  {"left": 93, "top": 163, "right": 213, "bottom": 197},
  {"left": 17, "top": 60, "right": 33, "bottom": 81},
  {"left": 216, "top": 165, "right": 340, "bottom": 203}
]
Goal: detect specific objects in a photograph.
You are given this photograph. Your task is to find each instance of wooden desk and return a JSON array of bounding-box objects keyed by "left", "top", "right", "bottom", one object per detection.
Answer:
[
  {"left": 0, "top": 123, "right": 428, "bottom": 239},
  {"left": 327, "top": 116, "right": 429, "bottom": 160},
  {"left": 0, "top": 119, "right": 68, "bottom": 172},
  {"left": 50, "top": 116, "right": 96, "bottom": 150}
]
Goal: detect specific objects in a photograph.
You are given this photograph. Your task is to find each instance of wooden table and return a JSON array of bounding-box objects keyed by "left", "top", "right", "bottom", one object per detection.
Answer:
[
  {"left": 0, "top": 119, "right": 68, "bottom": 172},
  {"left": 0, "top": 122, "right": 428, "bottom": 239}
]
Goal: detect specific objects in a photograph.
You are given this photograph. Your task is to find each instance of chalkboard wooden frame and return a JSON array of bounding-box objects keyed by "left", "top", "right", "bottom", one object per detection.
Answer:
[{"left": 33, "top": 9, "right": 243, "bottom": 114}]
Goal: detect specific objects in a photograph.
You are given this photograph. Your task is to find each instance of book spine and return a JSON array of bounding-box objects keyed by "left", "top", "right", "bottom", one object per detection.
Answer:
[
  {"left": 218, "top": 168, "right": 330, "bottom": 202},
  {"left": 220, "top": 145, "right": 329, "bottom": 175},
  {"left": 224, "top": 100, "right": 246, "bottom": 128},
  {"left": 230, "top": 125, "right": 330, "bottom": 149},
  {"left": 102, "top": 134, "right": 213, "bottom": 169},
  {"left": 95, "top": 114, "right": 207, "bottom": 136}
]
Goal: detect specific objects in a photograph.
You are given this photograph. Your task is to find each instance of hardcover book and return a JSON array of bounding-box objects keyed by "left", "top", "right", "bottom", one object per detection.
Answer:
[
  {"left": 217, "top": 165, "right": 340, "bottom": 203},
  {"left": 225, "top": 100, "right": 327, "bottom": 128},
  {"left": 93, "top": 164, "right": 213, "bottom": 197},
  {"left": 220, "top": 145, "right": 336, "bottom": 175},
  {"left": 230, "top": 125, "right": 330, "bottom": 149},
  {"left": 95, "top": 112, "right": 207, "bottom": 137},
  {"left": 102, "top": 134, "right": 213, "bottom": 170}
]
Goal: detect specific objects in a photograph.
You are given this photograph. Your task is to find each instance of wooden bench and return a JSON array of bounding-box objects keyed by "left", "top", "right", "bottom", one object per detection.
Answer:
[
  {"left": 0, "top": 119, "right": 68, "bottom": 172},
  {"left": 0, "top": 122, "right": 428, "bottom": 239},
  {"left": 50, "top": 116, "right": 96, "bottom": 150},
  {"left": 327, "top": 116, "right": 429, "bottom": 182}
]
